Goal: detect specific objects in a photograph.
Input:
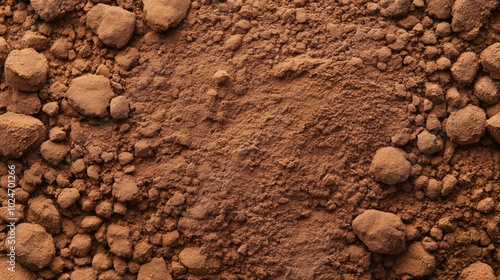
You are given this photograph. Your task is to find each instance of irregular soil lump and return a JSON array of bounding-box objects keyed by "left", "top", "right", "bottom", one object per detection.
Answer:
[
  {"left": 5, "top": 48, "right": 48, "bottom": 92},
  {"left": 458, "top": 261, "right": 496, "bottom": 280},
  {"left": 86, "top": 4, "right": 136, "bottom": 49},
  {"left": 445, "top": 105, "right": 486, "bottom": 145},
  {"left": 394, "top": 243, "right": 436, "bottom": 278},
  {"left": 66, "top": 74, "right": 115, "bottom": 118},
  {"left": 9, "top": 223, "right": 55, "bottom": 270},
  {"left": 142, "top": 0, "right": 191, "bottom": 32},
  {"left": 352, "top": 210, "right": 406, "bottom": 255},
  {"left": 369, "top": 147, "right": 411, "bottom": 185},
  {"left": 30, "top": 0, "right": 85, "bottom": 22},
  {"left": 480, "top": 43, "right": 500, "bottom": 79},
  {"left": 0, "top": 112, "right": 46, "bottom": 158}
]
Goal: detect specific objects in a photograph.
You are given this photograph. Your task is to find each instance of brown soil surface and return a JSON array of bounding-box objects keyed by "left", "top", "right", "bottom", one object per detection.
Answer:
[{"left": 1, "top": 0, "right": 500, "bottom": 279}]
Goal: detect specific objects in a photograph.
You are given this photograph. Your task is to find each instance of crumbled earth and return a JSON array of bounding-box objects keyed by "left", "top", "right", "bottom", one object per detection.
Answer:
[{"left": 1, "top": 0, "right": 500, "bottom": 279}]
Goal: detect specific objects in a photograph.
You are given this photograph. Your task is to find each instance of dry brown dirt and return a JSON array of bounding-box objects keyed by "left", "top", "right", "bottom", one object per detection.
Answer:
[{"left": 1, "top": 0, "right": 500, "bottom": 279}]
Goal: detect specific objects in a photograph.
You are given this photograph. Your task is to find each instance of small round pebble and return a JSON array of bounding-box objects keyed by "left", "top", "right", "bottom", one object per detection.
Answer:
[
  {"left": 369, "top": 147, "right": 411, "bottom": 185},
  {"left": 446, "top": 105, "right": 486, "bottom": 145}
]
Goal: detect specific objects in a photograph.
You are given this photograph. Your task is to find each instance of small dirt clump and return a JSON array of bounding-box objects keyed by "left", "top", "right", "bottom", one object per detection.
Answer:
[
  {"left": 474, "top": 76, "right": 499, "bottom": 105},
  {"left": 458, "top": 261, "right": 496, "bottom": 280},
  {"left": 352, "top": 209, "right": 406, "bottom": 255},
  {"left": 0, "top": 112, "right": 46, "bottom": 158},
  {"left": 480, "top": 43, "right": 500, "bottom": 79},
  {"left": 142, "top": 0, "right": 191, "bottom": 32},
  {"left": 394, "top": 243, "right": 436, "bottom": 278},
  {"left": 450, "top": 52, "right": 479, "bottom": 85},
  {"left": 369, "top": 147, "right": 411, "bottom": 185},
  {"left": 5, "top": 48, "right": 48, "bottom": 92},
  {"left": 86, "top": 4, "right": 136, "bottom": 49},
  {"left": 31, "top": 0, "right": 84, "bottom": 22},
  {"left": 445, "top": 105, "right": 486, "bottom": 145},
  {"left": 11, "top": 223, "right": 55, "bottom": 270},
  {"left": 137, "top": 257, "right": 172, "bottom": 280},
  {"left": 66, "top": 74, "right": 115, "bottom": 118}
]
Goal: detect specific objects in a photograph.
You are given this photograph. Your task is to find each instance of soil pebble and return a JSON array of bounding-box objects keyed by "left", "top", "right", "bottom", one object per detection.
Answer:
[
  {"left": 110, "top": 96, "right": 130, "bottom": 120},
  {"left": 426, "top": 0, "right": 453, "bottom": 19},
  {"left": 179, "top": 247, "right": 208, "bottom": 275},
  {"left": 57, "top": 188, "right": 80, "bottom": 209},
  {"left": 137, "top": 257, "right": 173, "bottom": 280},
  {"left": 9, "top": 223, "right": 56, "bottom": 270},
  {"left": 134, "top": 140, "right": 156, "bottom": 158},
  {"left": 369, "top": 147, "right": 411, "bottom": 185},
  {"left": 380, "top": 0, "right": 411, "bottom": 17},
  {"left": 27, "top": 196, "right": 62, "bottom": 234},
  {"left": 424, "top": 83, "right": 445, "bottom": 104},
  {"left": 31, "top": 0, "right": 84, "bottom": 22},
  {"left": 69, "top": 234, "right": 92, "bottom": 257},
  {"left": 66, "top": 74, "right": 115, "bottom": 118},
  {"left": 352, "top": 209, "right": 406, "bottom": 255},
  {"left": 446, "top": 105, "right": 486, "bottom": 145},
  {"left": 451, "top": 0, "right": 498, "bottom": 34},
  {"left": 42, "top": 101, "right": 59, "bottom": 116},
  {"left": 480, "top": 43, "right": 500, "bottom": 79},
  {"left": 112, "top": 174, "right": 140, "bottom": 202},
  {"left": 450, "top": 52, "right": 479, "bottom": 85},
  {"left": 22, "top": 31, "right": 49, "bottom": 51},
  {"left": 142, "top": 0, "right": 191, "bottom": 32},
  {"left": 474, "top": 76, "right": 499, "bottom": 105},
  {"left": 5, "top": 48, "right": 48, "bottom": 92},
  {"left": 441, "top": 174, "right": 458, "bottom": 196},
  {"left": 40, "top": 140, "right": 68, "bottom": 165},
  {"left": 458, "top": 261, "right": 496, "bottom": 280},
  {"left": 394, "top": 243, "right": 436, "bottom": 278},
  {"left": 107, "top": 224, "right": 133, "bottom": 258},
  {"left": 0, "top": 112, "right": 46, "bottom": 158},
  {"left": 86, "top": 4, "right": 135, "bottom": 49},
  {"left": 417, "top": 130, "right": 443, "bottom": 154},
  {"left": 92, "top": 253, "right": 112, "bottom": 272},
  {"left": 7, "top": 90, "right": 42, "bottom": 115},
  {"left": 486, "top": 113, "right": 500, "bottom": 144}
]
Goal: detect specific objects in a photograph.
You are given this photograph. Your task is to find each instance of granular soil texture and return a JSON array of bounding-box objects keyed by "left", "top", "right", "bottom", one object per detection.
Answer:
[{"left": 1, "top": 0, "right": 500, "bottom": 279}]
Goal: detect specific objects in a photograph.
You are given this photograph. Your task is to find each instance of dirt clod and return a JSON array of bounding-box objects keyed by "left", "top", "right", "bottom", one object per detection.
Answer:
[
  {"left": 445, "top": 105, "right": 486, "bottom": 145},
  {"left": 10, "top": 223, "right": 56, "bottom": 270},
  {"left": 110, "top": 96, "right": 130, "bottom": 120},
  {"left": 107, "top": 224, "right": 133, "bottom": 258},
  {"left": 480, "top": 43, "right": 500, "bottom": 79},
  {"left": 474, "top": 76, "right": 499, "bottom": 105},
  {"left": 5, "top": 48, "right": 48, "bottom": 92},
  {"left": 458, "top": 261, "right": 496, "bottom": 280},
  {"left": 57, "top": 188, "right": 80, "bottom": 209},
  {"left": 380, "top": 0, "right": 411, "bottom": 17},
  {"left": 417, "top": 130, "right": 443, "bottom": 154},
  {"left": 142, "top": 0, "right": 190, "bottom": 32},
  {"left": 450, "top": 52, "right": 479, "bottom": 85},
  {"left": 31, "top": 0, "right": 84, "bottom": 22},
  {"left": 369, "top": 147, "right": 411, "bottom": 185},
  {"left": 86, "top": 4, "right": 136, "bottom": 49},
  {"left": 137, "top": 257, "right": 172, "bottom": 280},
  {"left": 40, "top": 140, "right": 68, "bottom": 165},
  {"left": 394, "top": 243, "right": 436, "bottom": 278},
  {"left": 352, "top": 209, "right": 406, "bottom": 255},
  {"left": 66, "top": 74, "right": 115, "bottom": 118},
  {"left": 0, "top": 112, "right": 46, "bottom": 158}
]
